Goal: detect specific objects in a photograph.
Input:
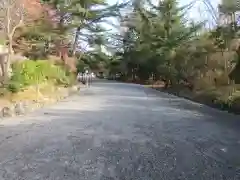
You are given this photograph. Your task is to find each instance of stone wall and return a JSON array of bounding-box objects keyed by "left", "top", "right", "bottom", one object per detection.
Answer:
[
  {"left": 0, "top": 84, "right": 80, "bottom": 119},
  {"left": 0, "top": 45, "right": 8, "bottom": 77}
]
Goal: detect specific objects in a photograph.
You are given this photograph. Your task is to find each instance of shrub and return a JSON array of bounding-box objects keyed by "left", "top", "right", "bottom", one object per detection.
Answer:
[
  {"left": 215, "top": 72, "right": 230, "bottom": 86},
  {"left": 76, "top": 60, "right": 86, "bottom": 73},
  {"left": 194, "top": 77, "right": 214, "bottom": 91},
  {"left": 7, "top": 81, "right": 21, "bottom": 93},
  {"left": 10, "top": 60, "right": 75, "bottom": 93}
]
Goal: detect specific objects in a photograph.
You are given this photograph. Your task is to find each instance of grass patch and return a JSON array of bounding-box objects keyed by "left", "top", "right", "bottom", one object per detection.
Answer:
[{"left": 0, "top": 59, "right": 77, "bottom": 108}]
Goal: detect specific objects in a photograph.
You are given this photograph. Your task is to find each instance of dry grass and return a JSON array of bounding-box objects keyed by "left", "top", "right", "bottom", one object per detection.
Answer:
[
  {"left": 0, "top": 99, "right": 12, "bottom": 109},
  {"left": 0, "top": 83, "right": 67, "bottom": 108},
  {"left": 143, "top": 80, "right": 165, "bottom": 88},
  {"left": 144, "top": 84, "right": 165, "bottom": 88}
]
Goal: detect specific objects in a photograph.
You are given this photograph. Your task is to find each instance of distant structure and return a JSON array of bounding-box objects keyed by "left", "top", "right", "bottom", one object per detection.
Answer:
[
  {"left": 218, "top": 0, "right": 240, "bottom": 27},
  {"left": 187, "top": 0, "right": 240, "bottom": 29}
]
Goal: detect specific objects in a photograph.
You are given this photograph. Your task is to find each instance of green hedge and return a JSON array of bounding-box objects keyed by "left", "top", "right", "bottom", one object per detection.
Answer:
[{"left": 7, "top": 60, "right": 76, "bottom": 93}]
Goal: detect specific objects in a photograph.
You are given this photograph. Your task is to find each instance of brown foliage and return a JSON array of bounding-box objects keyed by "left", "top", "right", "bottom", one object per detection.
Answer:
[
  {"left": 48, "top": 55, "right": 77, "bottom": 73},
  {"left": 21, "top": 0, "right": 43, "bottom": 20},
  {"left": 19, "top": 0, "right": 55, "bottom": 25}
]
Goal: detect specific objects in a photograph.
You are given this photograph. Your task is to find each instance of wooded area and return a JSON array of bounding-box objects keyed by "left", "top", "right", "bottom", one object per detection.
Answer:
[
  {"left": 0, "top": 0, "right": 123, "bottom": 106},
  {"left": 106, "top": 0, "right": 240, "bottom": 113}
]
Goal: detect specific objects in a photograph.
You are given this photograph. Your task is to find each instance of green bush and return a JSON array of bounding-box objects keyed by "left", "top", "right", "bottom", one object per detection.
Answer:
[
  {"left": 10, "top": 60, "right": 75, "bottom": 93},
  {"left": 7, "top": 81, "right": 21, "bottom": 93},
  {"left": 215, "top": 73, "right": 230, "bottom": 86},
  {"left": 76, "top": 60, "right": 86, "bottom": 73}
]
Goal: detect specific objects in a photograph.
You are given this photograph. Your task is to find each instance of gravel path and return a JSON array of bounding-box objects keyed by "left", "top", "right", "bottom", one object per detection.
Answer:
[{"left": 0, "top": 80, "right": 239, "bottom": 180}]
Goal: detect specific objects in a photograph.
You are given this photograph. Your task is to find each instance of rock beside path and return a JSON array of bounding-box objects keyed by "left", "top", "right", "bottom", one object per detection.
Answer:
[{"left": 0, "top": 84, "right": 80, "bottom": 119}]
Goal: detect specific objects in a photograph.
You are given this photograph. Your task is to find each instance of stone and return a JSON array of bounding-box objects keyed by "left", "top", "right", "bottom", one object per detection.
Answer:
[
  {"left": 22, "top": 100, "right": 31, "bottom": 112},
  {"left": 14, "top": 102, "right": 25, "bottom": 115},
  {"left": 2, "top": 105, "right": 15, "bottom": 117},
  {"left": 71, "top": 85, "right": 79, "bottom": 92},
  {"left": 68, "top": 85, "right": 79, "bottom": 95},
  {"left": 0, "top": 85, "right": 79, "bottom": 119},
  {"left": 0, "top": 46, "right": 7, "bottom": 77},
  {"left": 37, "top": 102, "right": 44, "bottom": 108},
  {"left": 24, "top": 101, "right": 38, "bottom": 112}
]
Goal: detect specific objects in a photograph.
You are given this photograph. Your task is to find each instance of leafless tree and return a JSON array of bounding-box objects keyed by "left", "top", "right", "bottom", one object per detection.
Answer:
[{"left": 0, "top": 0, "right": 26, "bottom": 78}]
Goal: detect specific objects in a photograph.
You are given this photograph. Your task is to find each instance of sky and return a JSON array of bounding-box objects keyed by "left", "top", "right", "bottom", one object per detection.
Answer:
[{"left": 106, "top": 0, "right": 221, "bottom": 28}]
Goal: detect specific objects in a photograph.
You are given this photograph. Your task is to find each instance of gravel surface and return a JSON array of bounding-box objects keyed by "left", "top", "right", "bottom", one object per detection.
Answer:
[{"left": 0, "top": 80, "right": 239, "bottom": 180}]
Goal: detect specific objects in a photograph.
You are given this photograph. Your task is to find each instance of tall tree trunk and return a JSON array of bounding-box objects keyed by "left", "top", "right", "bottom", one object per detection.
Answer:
[
  {"left": 4, "top": 35, "right": 14, "bottom": 79},
  {"left": 4, "top": 6, "right": 11, "bottom": 79},
  {"left": 72, "top": 26, "right": 80, "bottom": 56},
  {"left": 57, "top": 13, "right": 65, "bottom": 59}
]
